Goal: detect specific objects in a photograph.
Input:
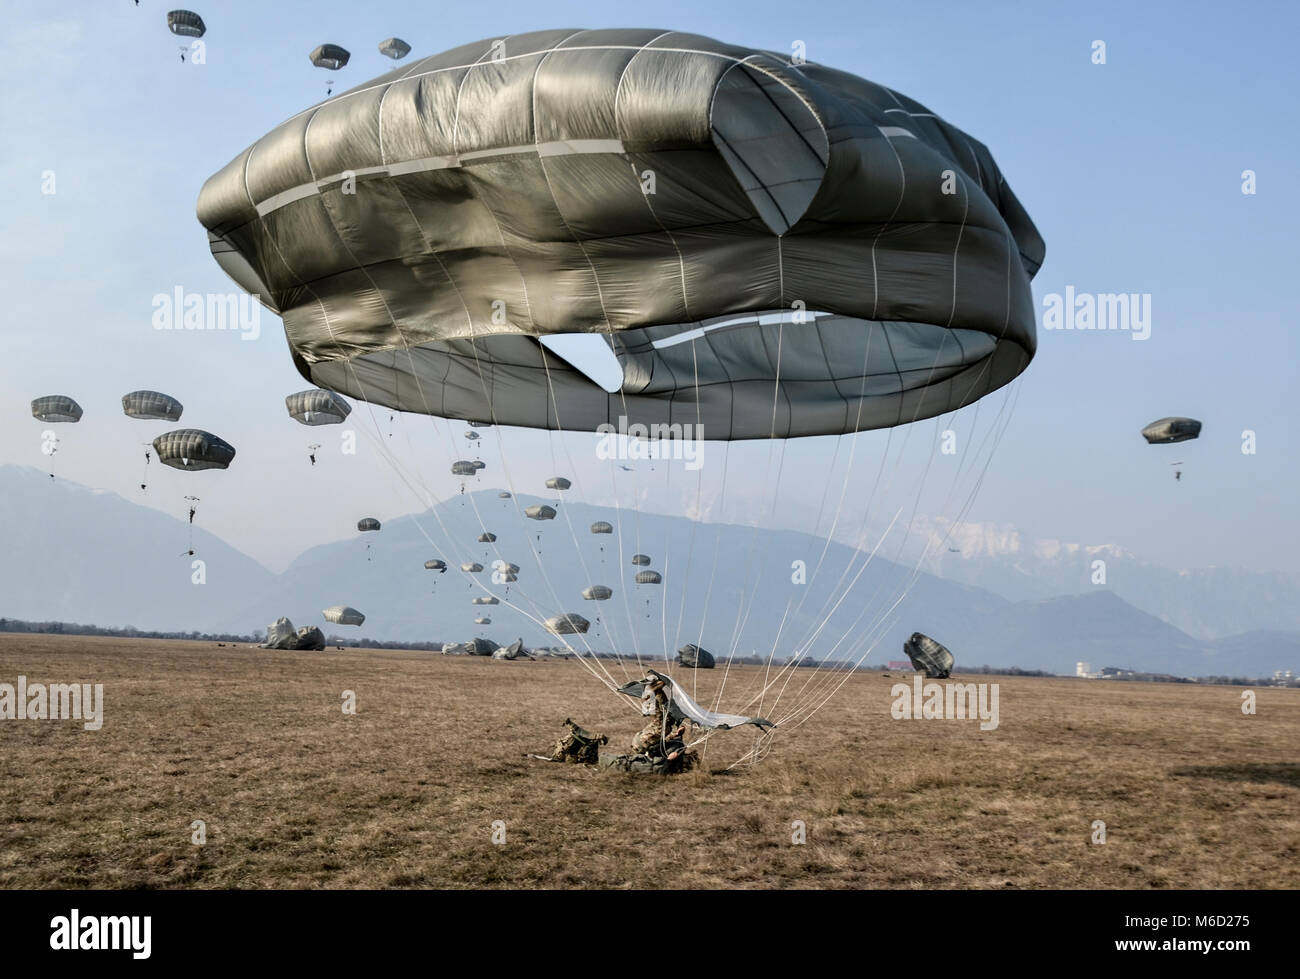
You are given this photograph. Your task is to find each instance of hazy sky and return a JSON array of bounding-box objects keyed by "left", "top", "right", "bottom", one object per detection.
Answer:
[{"left": 2, "top": 0, "right": 1296, "bottom": 574}]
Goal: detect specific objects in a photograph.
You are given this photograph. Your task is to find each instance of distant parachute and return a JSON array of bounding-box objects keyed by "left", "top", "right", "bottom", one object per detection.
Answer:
[
  {"left": 309, "top": 44, "right": 350, "bottom": 69},
  {"left": 590, "top": 521, "right": 613, "bottom": 535},
  {"left": 122, "top": 390, "right": 183, "bottom": 422},
  {"left": 544, "top": 613, "right": 590, "bottom": 636},
  {"left": 474, "top": 616, "right": 491, "bottom": 625},
  {"left": 903, "top": 633, "right": 954, "bottom": 679},
  {"left": 31, "top": 396, "right": 82, "bottom": 423},
  {"left": 634, "top": 570, "right": 663, "bottom": 585},
  {"left": 322, "top": 605, "right": 365, "bottom": 626},
  {"left": 461, "top": 562, "right": 484, "bottom": 573},
  {"left": 581, "top": 585, "right": 613, "bottom": 601},
  {"left": 677, "top": 644, "right": 716, "bottom": 669},
  {"left": 286, "top": 390, "right": 351, "bottom": 425},
  {"left": 494, "top": 561, "right": 521, "bottom": 575},
  {"left": 153, "top": 429, "right": 235, "bottom": 470},
  {"left": 1141, "top": 417, "right": 1202, "bottom": 444},
  {"left": 451, "top": 460, "right": 478, "bottom": 476},
  {"left": 378, "top": 37, "right": 411, "bottom": 60},
  {"left": 525, "top": 505, "right": 556, "bottom": 521},
  {"left": 424, "top": 559, "right": 447, "bottom": 572},
  {"left": 464, "top": 431, "right": 480, "bottom": 441},
  {"left": 357, "top": 517, "right": 381, "bottom": 532},
  {"left": 498, "top": 491, "right": 512, "bottom": 499},
  {"left": 545, "top": 477, "right": 571, "bottom": 491},
  {"left": 477, "top": 532, "right": 497, "bottom": 543},
  {"left": 631, "top": 554, "right": 651, "bottom": 566},
  {"left": 472, "top": 596, "right": 499, "bottom": 606},
  {"left": 166, "top": 10, "right": 206, "bottom": 37}
]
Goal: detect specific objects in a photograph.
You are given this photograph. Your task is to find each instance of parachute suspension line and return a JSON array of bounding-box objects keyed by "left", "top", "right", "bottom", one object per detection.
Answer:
[
  {"left": 534, "top": 351, "right": 640, "bottom": 689},
  {"left": 763, "top": 381, "right": 1022, "bottom": 737},
  {"left": 672, "top": 335, "right": 708, "bottom": 708}
]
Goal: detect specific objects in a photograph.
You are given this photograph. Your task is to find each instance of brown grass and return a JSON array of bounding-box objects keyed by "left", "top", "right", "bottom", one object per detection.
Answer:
[{"left": 0, "top": 633, "right": 1296, "bottom": 889}]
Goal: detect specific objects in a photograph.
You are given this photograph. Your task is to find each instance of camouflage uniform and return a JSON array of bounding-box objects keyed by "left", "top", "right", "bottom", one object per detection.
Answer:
[{"left": 550, "top": 718, "right": 607, "bottom": 764}]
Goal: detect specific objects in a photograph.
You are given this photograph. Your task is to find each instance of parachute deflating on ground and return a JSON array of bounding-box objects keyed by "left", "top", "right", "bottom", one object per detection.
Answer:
[
  {"left": 630, "top": 554, "right": 652, "bottom": 567},
  {"left": 198, "top": 29, "right": 1043, "bottom": 440},
  {"left": 525, "top": 505, "right": 556, "bottom": 521},
  {"left": 378, "top": 37, "right": 411, "bottom": 60},
  {"left": 122, "top": 390, "right": 183, "bottom": 421},
  {"left": 309, "top": 44, "right": 350, "bottom": 69},
  {"left": 634, "top": 570, "right": 663, "bottom": 585},
  {"left": 322, "top": 605, "right": 365, "bottom": 626},
  {"left": 677, "top": 644, "right": 715, "bottom": 669},
  {"left": 590, "top": 521, "right": 613, "bottom": 535},
  {"left": 545, "top": 613, "right": 590, "bottom": 636},
  {"left": 167, "top": 10, "right": 206, "bottom": 37},
  {"left": 153, "top": 429, "right": 235, "bottom": 470},
  {"left": 286, "top": 389, "right": 351, "bottom": 425},
  {"left": 581, "top": 585, "right": 613, "bottom": 601},
  {"left": 357, "top": 517, "right": 381, "bottom": 532},
  {"left": 31, "top": 396, "right": 83, "bottom": 423},
  {"left": 1141, "top": 417, "right": 1202, "bottom": 444},
  {"left": 903, "top": 632, "right": 954, "bottom": 679},
  {"left": 545, "top": 477, "right": 571, "bottom": 490},
  {"left": 424, "top": 559, "right": 447, "bottom": 571},
  {"left": 619, "top": 670, "right": 771, "bottom": 730}
]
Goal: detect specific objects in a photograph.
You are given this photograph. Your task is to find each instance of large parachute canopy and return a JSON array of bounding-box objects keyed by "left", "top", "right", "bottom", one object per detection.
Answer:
[
  {"left": 1142, "top": 417, "right": 1202, "bottom": 444},
  {"left": 635, "top": 570, "right": 663, "bottom": 585},
  {"left": 424, "top": 559, "right": 447, "bottom": 571},
  {"left": 590, "top": 521, "right": 613, "bottom": 535},
  {"left": 451, "top": 460, "right": 478, "bottom": 476},
  {"left": 525, "top": 504, "right": 556, "bottom": 521},
  {"left": 122, "top": 390, "right": 183, "bottom": 422},
  {"left": 582, "top": 585, "right": 613, "bottom": 600},
  {"left": 322, "top": 605, "right": 365, "bottom": 626},
  {"left": 903, "top": 632, "right": 954, "bottom": 679},
  {"left": 31, "top": 396, "right": 83, "bottom": 423},
  {"left": 677, "top": 644, "right": 716, "bottom": 669},
  {"left": 198, "top": 29, "right": 1043, "bottom": 441},
  {"left": 309, "top": 44, "right": 350, "bottom": 69},
  {"left": 378, "top": 37, "right": 411, "bottom": 60},
  {"left": 286, "top": 389, "right": 351, "bottom": 425},
  {"left": 630, "top": 554, "right": 652, "bottom": 567},
  {"left": 545, "top": 477, "right": 571, "bottom": 490},
  {"left": 356, "top": 517, "right": 381, "bottom": 532},
  {"left": 153, "top": 429, "right": 235, "bottom": 470},
  {"left": 167, "top": 10, "right": 205, "bottom": 38}
]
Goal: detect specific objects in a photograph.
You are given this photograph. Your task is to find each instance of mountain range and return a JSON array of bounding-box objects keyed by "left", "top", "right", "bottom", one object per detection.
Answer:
[{"left": 1, "top": 465, "right": 1295, "bottom": 677}]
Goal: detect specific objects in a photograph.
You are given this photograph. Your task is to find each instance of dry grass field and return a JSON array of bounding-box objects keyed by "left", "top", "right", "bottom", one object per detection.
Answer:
[{"left": 0, "top": 633, "right": 1296, "bottom": 889}]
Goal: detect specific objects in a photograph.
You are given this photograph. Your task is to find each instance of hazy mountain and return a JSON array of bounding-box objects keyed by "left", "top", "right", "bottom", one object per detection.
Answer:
[
  {"left": 0, "top": 465, "right": 275, "bottom": 632},
  {"left": 219, "top": 490, "right": 1009, "bottom": 662},
  {"left": 908, "top": 517, "right": 1300, "bottom": 640},
  {"left": 2, "top": 469, "right": 1294, "bottom": 677},
  {"left": 959, "top": 591, "right": 1295, "bottom": 676}
]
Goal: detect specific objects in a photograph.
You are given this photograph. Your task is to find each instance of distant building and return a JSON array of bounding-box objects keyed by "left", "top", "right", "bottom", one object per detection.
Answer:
[{"left": 1076, "top": 661, "right": 1090, "bottom": 677}]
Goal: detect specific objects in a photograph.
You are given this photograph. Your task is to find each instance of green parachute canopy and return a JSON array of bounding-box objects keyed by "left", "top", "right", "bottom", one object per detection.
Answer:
[{"left": 198, "top": 28, "right": 1044, "bottom": 441}]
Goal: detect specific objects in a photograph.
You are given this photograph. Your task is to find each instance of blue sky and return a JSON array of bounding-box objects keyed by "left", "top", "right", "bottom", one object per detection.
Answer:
[{"left": 1, "top": 0, "right": 1296, "bottom": 574}]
